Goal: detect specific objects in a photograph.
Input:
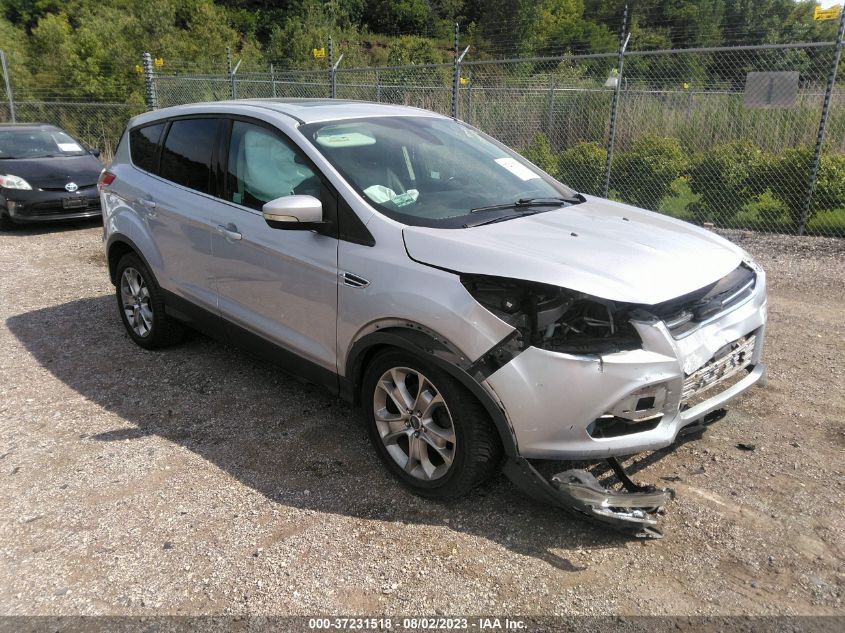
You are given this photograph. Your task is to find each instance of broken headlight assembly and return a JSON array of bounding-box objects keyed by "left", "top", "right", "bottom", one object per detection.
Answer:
[{"left": 461, "top": 274, "right": 642, "bottom": 355}]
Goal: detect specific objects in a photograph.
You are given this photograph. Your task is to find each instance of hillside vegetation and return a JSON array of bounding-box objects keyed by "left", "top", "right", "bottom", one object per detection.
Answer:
[{"left": 0, "top": 0, "right": 840, "bottom": 103}]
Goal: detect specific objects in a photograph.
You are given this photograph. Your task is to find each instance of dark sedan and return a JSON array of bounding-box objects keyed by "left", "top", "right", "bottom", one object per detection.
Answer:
[{"left": 0, "top": 123, "right": 104, "bottom": 229}]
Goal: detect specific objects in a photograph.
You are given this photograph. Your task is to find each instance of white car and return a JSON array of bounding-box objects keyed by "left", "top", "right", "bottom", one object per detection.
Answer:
[{"left": 100, "top": 100, "right": 767, "bottom": 537}]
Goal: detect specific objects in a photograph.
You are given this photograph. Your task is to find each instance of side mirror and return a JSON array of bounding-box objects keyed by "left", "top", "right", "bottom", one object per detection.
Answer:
[
  {"left": 262, "top": 195, "right": 324, "bottom": 230},
  {"left": 89, "top": 148, "right": 101, "bottom": 158}
]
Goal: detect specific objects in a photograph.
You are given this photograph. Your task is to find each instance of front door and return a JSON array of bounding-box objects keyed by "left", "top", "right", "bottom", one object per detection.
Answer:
[{"left": 209, "top": 119, "right": 339, "bottom": 376}]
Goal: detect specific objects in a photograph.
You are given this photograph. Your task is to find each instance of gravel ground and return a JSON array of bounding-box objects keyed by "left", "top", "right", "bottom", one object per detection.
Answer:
[{"left": 0, "top": 221, "right": 843, "bottom": 617}]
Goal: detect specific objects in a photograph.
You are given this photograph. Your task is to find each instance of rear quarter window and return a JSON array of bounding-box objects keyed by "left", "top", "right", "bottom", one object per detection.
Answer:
[
  {"left": 129, "top": 123, "right": 165, "bottom": 174},
  {"left": 159, "top": 118, "right": 219, "bottom": 195}
]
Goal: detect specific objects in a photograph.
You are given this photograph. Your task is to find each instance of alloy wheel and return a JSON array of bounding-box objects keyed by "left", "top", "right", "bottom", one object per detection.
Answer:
[
  {"left": 372, "top": 366, "right": 457, "bottom": 481},
  {"left": 120, "top": 267, "right": 153, "bottom": 337}
]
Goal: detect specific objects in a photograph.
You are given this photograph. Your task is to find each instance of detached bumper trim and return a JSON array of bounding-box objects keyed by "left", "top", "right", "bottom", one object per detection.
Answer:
[{"left": 503, "top": 456, "right": 673, "bottom": 539}]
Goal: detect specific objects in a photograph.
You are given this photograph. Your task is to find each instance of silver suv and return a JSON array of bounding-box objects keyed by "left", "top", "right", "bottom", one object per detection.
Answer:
[{"left": 100, "top": 100, "right": 767, "bottom": 537}]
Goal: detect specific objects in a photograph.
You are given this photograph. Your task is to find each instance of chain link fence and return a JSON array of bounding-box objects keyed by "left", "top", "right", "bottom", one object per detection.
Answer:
[
  {"left": 1, "top": 30, "right": 843, "bottom": 237},
  {"left": 147, "top": 36, "right": 845, "bottom": 238}
]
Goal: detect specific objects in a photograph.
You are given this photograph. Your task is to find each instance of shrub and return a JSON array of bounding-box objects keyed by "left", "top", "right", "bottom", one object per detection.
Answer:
[
  {"left": 557, "top": 141, "right": 606, "bottom": 195},
  {"left": 687, "top": 140, "right": 766, "bottom": 225},
  {"left": 765, "top": 148, "right": 845, "bottom": 229},
  {"left": 520, "top": 132, "right": 559, "bottom": 178},
  {"left": 613, "top": 135, "right": 688, "bottom": 210}
]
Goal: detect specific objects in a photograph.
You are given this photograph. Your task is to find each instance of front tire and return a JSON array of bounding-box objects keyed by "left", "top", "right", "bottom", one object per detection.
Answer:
[
  {"left": 362, "top": 350, "right": 502, "bottom": 499},
  {"left": 0, "top": 212, "right": 14, "bottom": 231},
  {"left": 115, "top": 253, "right": 184, "bottom": 349}
]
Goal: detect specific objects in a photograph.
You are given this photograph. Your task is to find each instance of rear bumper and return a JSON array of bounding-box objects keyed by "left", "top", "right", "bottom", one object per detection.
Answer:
[{"left": 484, "top": 267, "right": 768, "bottom": 460}]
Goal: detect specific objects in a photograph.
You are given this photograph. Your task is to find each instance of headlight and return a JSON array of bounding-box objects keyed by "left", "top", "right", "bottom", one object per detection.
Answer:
[
  {"left": 461, "top": 275, "right": 642, "bottom": 354},
  {"left": 0, "top": 174, "right": 32, "bottom": 190}
]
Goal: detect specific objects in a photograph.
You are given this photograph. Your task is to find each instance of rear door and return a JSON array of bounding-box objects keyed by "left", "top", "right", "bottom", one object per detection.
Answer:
[
  {"left": 149, "top": 117, "right": 223, "bottom": 313},
  {"left": 208, "top": 118, "right": 340, "bottom": 376}
]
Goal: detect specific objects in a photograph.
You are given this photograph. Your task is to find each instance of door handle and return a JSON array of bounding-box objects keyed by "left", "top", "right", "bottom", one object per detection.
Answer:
[{"left": 216, "top": 224, "right": 242, "bottom": 241}]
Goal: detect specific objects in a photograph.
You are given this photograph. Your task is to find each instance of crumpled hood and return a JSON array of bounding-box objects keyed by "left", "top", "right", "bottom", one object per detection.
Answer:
[{"left": 402, "top": 196, "right": 744, "bottom": 305}]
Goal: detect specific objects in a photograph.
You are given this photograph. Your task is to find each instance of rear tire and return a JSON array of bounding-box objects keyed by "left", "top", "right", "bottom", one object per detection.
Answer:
[
  {"left": 115, "top": 253, "right": 184, "bottom": 349},
  {"left": 362, "top": 349, "right": 502, "bottom": 499}
]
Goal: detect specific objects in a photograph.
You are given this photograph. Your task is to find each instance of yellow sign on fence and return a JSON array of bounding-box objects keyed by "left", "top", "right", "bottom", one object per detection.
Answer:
[
  {"left": 312, "top": 47, "right": 326, "bottom": 59},
  {"left": 813, "top": 4, "right": 842, "bottom": 20}
]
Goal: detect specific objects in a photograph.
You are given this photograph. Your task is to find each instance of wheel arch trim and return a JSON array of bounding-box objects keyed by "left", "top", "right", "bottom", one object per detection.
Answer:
[
  {"left": 106, "top": 234, "right": 154, "bottom": 285},
  {"left": 343, "top": 326, "right": 519, "bottom": 457}
]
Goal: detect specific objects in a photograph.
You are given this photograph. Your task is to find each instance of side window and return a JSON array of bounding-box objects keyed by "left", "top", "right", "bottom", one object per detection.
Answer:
[
  {"left": 160, "top": 118, "right": 219, "bottom": 194},
  {"left": 129, "top": 123, "right": 165, "bottom": 174},
  {"left": 226, "top": 121, "right": 322, "bottom": 210}
]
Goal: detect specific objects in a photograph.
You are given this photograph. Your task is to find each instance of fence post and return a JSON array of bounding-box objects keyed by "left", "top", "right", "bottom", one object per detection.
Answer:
[
  {"left": 451, "top": 23, "right": 460, "bottom": 118},
  {"left": 270, "top": 63, "right": 276, "bottom": 98},
  {"left": 799, "top": 10, "right": 845, "bottom": 235},
  {"left": 328, "top": 36, "right": 334, "bottom": 98},
  {"left": 226, "top": 47, "right": 232, "bottom": 96},
  {"left": 546, "top": 78, "right": 556, "bottom": 139},
  {"left": 375, "top": 67, "right": 381, "bottom": 103},
  {"left": 142, "top": 52, "right": 157, "bottom": 110},
  {"left": 226, "top": 47, "right": 241, "bottom": 100},
  {"left": 330, "top": 54, "right": 343, "bottom": 100},
  {"left": 466, "top": 71, "right": 473, "bottom": 124},
  {"left": 0, "top": 50, "right": 15, "bottom": 123},
  {"left": 451, "top": 25, "right": 470, "bottom": 120},
  {"left": 602, "top": 5, "right": 629, "bottom": 199}
]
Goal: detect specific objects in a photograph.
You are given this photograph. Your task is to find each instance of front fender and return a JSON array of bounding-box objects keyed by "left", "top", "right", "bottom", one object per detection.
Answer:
[{"left": 343, "top": 326, "right": 519, "bottom": 457}]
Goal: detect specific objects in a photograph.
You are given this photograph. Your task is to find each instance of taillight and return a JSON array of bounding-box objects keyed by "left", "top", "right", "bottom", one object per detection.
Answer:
[{"left": 98, "top": 170, "right": 116, "bottom": 192}]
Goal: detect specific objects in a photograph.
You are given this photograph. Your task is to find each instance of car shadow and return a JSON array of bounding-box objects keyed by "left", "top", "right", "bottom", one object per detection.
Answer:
[
  {"left": 2, "top": 217, "right": 102, "bottom": 236},
  {"left": 7, "top": 294, "right": 636, "bottom": 569}
]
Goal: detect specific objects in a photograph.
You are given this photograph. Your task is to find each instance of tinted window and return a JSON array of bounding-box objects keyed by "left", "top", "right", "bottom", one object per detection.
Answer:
[
  {"left": 129, "top": 123, "right": 165, "bottom": 174},
  {"left": 160, "top": 118, "right": 219, "bottom": 194},
  {"left": 226, "top": 121, "right": 322, "bottom": 210}
]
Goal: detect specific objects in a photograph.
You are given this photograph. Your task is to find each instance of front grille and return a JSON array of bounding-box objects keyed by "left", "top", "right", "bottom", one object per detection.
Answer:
[
  {"left": 24, "top": 199, "right": 100, "bottom": 216},
  {"left": 681, "top": 334, "right": 756, "bottom": 405},
  {"left": 39, "top": 184, "right": 97, "bottom": 192}
]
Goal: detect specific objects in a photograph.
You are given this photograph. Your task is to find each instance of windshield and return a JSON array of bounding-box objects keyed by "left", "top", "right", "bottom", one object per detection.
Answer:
[
  {"left": 0, "top": 128, "right": 88, "bottom": 159},
  {"left": 299, "top": 116, "right": 579, "bottom": 228}
]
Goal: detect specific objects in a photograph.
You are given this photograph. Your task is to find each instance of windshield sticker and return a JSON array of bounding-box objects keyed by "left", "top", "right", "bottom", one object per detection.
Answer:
[
  {"left": 57, "top": 142, "right": 83, "bottom": 152},
  {"left": 494, "top": 157, "right": 541, "bottom": 181}
]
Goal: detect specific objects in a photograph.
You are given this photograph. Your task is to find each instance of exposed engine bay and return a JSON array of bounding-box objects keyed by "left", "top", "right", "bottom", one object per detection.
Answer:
[{"left": 461, "top": 274, "right": 642, "bottom": 355}]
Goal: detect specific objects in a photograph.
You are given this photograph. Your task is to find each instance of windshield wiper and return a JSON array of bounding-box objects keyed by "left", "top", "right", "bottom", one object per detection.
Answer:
[
  {"left": 463, "top": 209, "right": 548, "bottom": 228},
  {"left": 469, "top": 195, "right": 584, "bottom": 214}
]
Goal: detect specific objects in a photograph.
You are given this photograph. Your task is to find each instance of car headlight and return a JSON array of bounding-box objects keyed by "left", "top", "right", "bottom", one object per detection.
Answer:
[
  {"left": 461, "top": 274, "right": 642, "bottom": 354},
  {"left": 0, "top": 174, "right": 32, "bottom": 190}
]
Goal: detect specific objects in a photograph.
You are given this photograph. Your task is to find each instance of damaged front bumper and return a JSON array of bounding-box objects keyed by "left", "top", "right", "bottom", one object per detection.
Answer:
[
  {"left": 503, "top": 455, "right": 670, "bottom": 539},
  {"left": 503, "top": 408, "right": 727, "bottom": 538},
  {"left": 485, "top": 268, "right": 767, "bottom": 538},
  {"left": 483, "top": 268, "right": 767, "bottom": 461}
]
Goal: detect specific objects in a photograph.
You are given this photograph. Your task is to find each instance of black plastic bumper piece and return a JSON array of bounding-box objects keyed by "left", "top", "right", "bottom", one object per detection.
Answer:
[{"left": 503, "top": 457, "right": 674, "bottom": 539}]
